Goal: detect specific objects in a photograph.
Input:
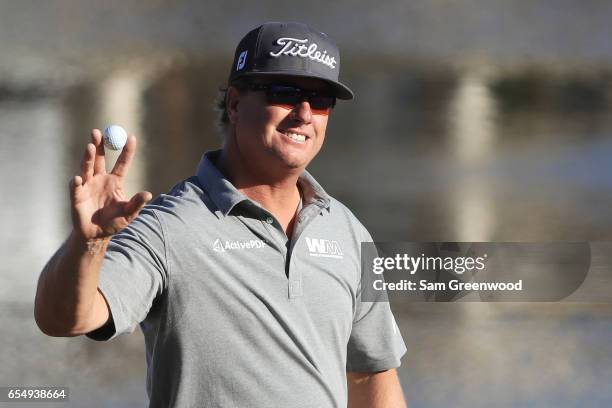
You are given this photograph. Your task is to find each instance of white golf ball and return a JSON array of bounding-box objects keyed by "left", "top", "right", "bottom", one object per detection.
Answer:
[{"left": 103, "top": 125, "right": 128, "bottom": 151}]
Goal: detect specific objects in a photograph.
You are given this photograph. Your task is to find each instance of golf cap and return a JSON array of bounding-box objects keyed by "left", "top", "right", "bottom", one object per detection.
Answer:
[{"left": 228, "top": 22, "right": 354, "bottom": 100}]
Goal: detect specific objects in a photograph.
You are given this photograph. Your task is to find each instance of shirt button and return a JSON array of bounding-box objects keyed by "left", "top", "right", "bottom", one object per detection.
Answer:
[{"left": 266, "top": 217, "right": 274, "bottom": 224}]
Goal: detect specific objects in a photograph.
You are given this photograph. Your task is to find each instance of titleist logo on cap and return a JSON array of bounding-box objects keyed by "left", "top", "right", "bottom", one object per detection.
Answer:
[{"left": 269, "top": 37, "right": 337, "bottom": 69}]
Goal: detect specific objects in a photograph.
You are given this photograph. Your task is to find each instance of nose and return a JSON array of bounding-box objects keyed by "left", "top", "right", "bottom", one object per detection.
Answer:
[{"left": 290, "top": 100, "right": 312, "bottom": 124}]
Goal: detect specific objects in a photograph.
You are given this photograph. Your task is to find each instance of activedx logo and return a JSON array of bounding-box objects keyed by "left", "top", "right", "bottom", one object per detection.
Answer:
[
  {"left": 213, "top": 238, "right": 266, "bottom": 252},
  {"left": 305, "top": 237, "right": 343, "bottom": 259}
]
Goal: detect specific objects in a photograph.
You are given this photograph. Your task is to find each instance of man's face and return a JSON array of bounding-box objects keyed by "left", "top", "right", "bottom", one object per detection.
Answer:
[{"left": 227, "top": 76, "right": 333, "bottom": 171}]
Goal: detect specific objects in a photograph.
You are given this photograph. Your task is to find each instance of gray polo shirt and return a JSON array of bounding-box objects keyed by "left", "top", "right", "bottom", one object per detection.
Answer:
[{"left": 87, "top": 150, "right": 406, "bottom": 408}]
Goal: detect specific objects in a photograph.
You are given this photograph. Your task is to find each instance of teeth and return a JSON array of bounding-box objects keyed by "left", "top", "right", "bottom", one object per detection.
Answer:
[{"left": 286, "top": 132, "right": 306, "bottom": 142}]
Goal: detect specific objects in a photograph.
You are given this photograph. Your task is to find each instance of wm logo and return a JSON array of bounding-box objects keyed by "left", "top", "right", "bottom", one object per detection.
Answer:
[{"left": 305, "top": 237, "right": 343, "bottom": 259}]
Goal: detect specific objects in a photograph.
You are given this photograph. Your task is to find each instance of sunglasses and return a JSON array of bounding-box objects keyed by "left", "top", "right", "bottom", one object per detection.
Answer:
[{"left": 247, "top": 84, "right": 336, "bottom": 115}]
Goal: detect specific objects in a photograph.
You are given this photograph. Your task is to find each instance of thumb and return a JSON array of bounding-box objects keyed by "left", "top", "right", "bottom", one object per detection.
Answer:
[{"left": 124, "top": 191, "right": 153, "bottom": 220}]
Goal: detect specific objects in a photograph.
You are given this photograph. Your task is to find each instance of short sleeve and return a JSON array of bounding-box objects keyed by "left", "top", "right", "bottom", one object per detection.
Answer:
[
  {"left": 346, "top": 227, "right": 407, "bottom": 372},
  {"left": 86, "top": 204, "right": 167, "bottom": 341}
]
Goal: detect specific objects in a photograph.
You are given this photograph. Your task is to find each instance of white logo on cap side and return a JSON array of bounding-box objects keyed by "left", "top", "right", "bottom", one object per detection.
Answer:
[
  {"left": 236, "top": 50, "right": 248, "bottom": 71},
  {"left": 269, "top": 37, "right": 337, "bottom": 69}
]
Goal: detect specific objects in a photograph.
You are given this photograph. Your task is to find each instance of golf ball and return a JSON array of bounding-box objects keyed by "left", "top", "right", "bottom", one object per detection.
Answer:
[{"left": 103, "top": 125, "right": 128, "bottom": 151}]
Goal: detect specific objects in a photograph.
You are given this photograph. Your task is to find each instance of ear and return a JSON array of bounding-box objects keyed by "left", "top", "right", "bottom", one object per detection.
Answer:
[{"left": 226, "top": 86, "right": 242, "bottom": 124}]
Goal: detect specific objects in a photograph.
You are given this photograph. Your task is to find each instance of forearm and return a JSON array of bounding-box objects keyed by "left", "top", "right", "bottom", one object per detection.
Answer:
[
  {"left": 347, "top": 369, "right": 406, "bottom": 408},
  {"left": 34, "top": 230, "right": 110, "bottom": 336}
]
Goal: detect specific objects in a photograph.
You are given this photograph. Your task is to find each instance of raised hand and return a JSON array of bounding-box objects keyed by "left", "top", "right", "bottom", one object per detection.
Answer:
[{"left": 69, "top": 129, "right": 152, "bottom": 241}]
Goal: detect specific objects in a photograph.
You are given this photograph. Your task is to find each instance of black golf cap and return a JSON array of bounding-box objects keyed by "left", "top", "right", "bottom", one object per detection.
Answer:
[{"left": 228, "top": 22, "right": 354, "bottom": 100}]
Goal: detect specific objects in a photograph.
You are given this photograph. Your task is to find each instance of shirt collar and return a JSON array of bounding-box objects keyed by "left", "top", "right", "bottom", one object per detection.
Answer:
[
  {"left": 297, "top": 168, "right": 331, "bottom": 211},
  {"left": 196, "top": 150, "right": 331, "bottom": 217}
]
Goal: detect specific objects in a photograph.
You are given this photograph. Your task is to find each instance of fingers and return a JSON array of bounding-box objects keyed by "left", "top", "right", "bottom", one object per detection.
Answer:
[
  {"left": 124, "top": 191, "right": 153, "bottom": 220},
  {"left": 69, "top": 175, "right": 83, "bottom": 201},
  {"left": 111, "top": 134, "right": 136, "bottom": 177},
  {"left": 91, "top": 129, "right": 106, "bottom": 175},
  {"left": 80, "top": 143, "right": 96, "bottom": 183}
]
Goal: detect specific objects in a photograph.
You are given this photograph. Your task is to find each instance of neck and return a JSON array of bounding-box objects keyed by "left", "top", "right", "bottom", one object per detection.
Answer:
[{"left": 218, "top": 144, "right": 303, "bottom": 233}]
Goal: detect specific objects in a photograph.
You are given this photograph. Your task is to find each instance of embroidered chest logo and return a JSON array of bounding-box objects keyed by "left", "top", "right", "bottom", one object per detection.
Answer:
[
  {"left": 305, "top": 237, "right": 344, "bottom": 259},
  {"left": 213, "top": 238, "right": 266, "bottom": 252}
]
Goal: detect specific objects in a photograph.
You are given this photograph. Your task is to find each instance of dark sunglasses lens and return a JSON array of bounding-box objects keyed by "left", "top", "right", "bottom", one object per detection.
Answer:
[
  {"left": 264, "top": 85, "right": 335, "bottom": 112},
  {"left": 309, "top": 95, "right": 335, "bottom": 110},
  {"left": 267, "top": 85, "right": 301, "bottom": 105}
]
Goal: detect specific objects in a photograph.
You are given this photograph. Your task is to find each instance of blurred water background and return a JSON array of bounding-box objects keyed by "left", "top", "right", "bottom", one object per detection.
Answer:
[{"left": 1, "top": 1, "right": 612, "bottom": 407}]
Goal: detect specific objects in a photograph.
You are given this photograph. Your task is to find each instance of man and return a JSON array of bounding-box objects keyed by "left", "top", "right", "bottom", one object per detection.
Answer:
[{"left": 35, "top": 22, "right": 407, "bottom": 407}]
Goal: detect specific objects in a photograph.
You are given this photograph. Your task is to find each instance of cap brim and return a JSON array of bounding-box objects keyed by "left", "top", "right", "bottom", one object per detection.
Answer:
[{"left": 231, "top": 71, "right": 354, "bottom": 100}]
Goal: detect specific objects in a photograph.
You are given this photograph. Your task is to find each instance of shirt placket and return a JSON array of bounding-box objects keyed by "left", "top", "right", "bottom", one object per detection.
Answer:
[
  {"left": 235, "top": 201, "right": 325, "bottom": 300},
  {"left": 284, "top": 202, "right": 326, "bottom": 299},
  {"left": 261, "top": 217, "right": 305, "bottom": 298}
]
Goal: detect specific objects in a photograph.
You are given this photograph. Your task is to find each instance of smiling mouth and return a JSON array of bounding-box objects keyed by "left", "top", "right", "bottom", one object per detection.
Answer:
[{"left": 279, "top": 130, "right": 308, "bottom": 143}]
